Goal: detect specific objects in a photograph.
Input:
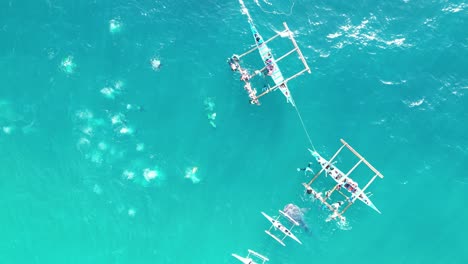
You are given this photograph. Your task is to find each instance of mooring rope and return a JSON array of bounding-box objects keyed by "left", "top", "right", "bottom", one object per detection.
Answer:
[{"left": 293, "top": 102, "right": 316, "bottom": 152}]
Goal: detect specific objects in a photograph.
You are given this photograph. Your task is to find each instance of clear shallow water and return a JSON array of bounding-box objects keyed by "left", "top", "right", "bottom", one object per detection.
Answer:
[{"left": 0, "top": 0, "right": 467, "bottom": 263}]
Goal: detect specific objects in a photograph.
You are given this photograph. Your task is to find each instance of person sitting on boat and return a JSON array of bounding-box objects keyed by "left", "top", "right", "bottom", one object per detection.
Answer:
[
  {"left": 230, "top": 62, "right": 238, "bottom": 71},
  {"left": 244, "top": 82, "right": 252, "bottom": 91},
  {"left": 266, "top": 64, "right": 274, "bottom": 76},
  {"left": 240, "top": 70, "right": 250, "bottom": 81},
  {"left": 254, "top": 33, "right": 261, "bottom": 43},
  {"left": 228, "top": 56, "right": 239, "bottom": 71}
]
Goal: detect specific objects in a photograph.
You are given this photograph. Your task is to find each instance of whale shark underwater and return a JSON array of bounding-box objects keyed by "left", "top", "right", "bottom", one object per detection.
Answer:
[{"left": 283, "top": 203, "right": 309, "bottom": 232}]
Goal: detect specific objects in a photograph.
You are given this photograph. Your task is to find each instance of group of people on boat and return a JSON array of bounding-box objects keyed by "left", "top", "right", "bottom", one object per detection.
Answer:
[
  {"left": 228, "top": 55, "right": 260, "bottom": 105},
  {"left": 264, "top": 57, "right": 275, "bottom": 76},
  {"left": 323, "top": 163, "right": 361, "bottom": 195}
]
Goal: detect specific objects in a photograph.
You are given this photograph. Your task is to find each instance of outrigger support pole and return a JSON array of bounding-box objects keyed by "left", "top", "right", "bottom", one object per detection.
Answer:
[
  {"left": 253, "top": 67, "right": 310, "bottom": 101},
  {"left": 340, "top": 139, "right": 384, "bottom": 178},
  {"left": 339, "top": 201, "right": 354, "bottom": 216},
  {"left": 253, "top": 47, "right": 298, "bottom": 76},
  {"left": 352, "top": 174, "right": 379, "bottom": 204},
  {"left": 283, "top": 22, "right": 311, "bottom": 74},
  {"left": 238, "top": 30, "right": 286, "bottom": 59}
]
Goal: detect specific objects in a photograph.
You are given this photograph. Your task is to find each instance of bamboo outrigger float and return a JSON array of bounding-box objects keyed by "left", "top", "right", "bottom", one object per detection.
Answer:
[
  {"left": 261, "top": 210, "right": 302, "bottom": 246},
  {"left": 228, "top": 0, "right": 311, "bottom": 106},
  {"left": 232, "top": 249, "right": 269, "bottom": 264},
  {"left": 302, "top": 139, "right": 384, "bottom": 222}
]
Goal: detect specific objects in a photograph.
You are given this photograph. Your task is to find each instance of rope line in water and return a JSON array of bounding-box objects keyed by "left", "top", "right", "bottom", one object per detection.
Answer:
[{"left": 293, "top": 102, "right": 316, "bottom": 152}]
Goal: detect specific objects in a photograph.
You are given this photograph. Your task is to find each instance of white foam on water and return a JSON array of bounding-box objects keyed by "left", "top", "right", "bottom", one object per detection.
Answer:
[
  {"left": 442, "top": 3, "right": 466, "bottom": 13},
  {"left": 76, "top": 109, "right": 93, "bottom": 120},
  {"left": 327, "top": 32, "right": 342, "bottom": 39},
  {"left": 110, "top": 113, "right": 124, "bottom": 125},
  {"left": 385, "top": 38, "right": 406, "bottom": 46},
  {"left": 123, "top": 170, "right": 135, "bottom": 180},
  {"left": 109, "top": 19, "right": 122, "bottom": 33},
  {"left": 407, "top": 98, "right": 425, "bottom": 108},
  {"left": 60, "top": 55, "right": 76, "bottom": 74},
  {"left": 100, "top": 87, "right": 116, "bottom": 99},
  {"left": 151, "top": 58, "right": 161, "bottom": 71},
  {"left": 143, "top": 168, "right": 158, "bottom": 182},
  {"left": 119, "top": 126, "right": 134, "bottom": 135},
  {"left": 185, "top": 167, "right": 201, "bottom": 184}
]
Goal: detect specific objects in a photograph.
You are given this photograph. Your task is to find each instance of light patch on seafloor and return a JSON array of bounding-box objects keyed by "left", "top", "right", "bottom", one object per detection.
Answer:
[
  {"left": 371, "top": 118, "right": 386, "bottom": 125},
  {"left": 93, "top": 184, "right": 102, "bottom": 194},
  {"left": 97, "top": 141, "right": 108, "bottom": 151},
  {"left": 136, "top": 143, "right": 145, "bottom": 152},
  {"left": 185, "top": 167, "right": 200, "bottom": 184},
  {"left": 81, "top": 126, "right": 93, "bottom": 136},
  {"left": 128, "top": 208, "right": 136, "bottom": 217},
  {"left": 2, "top": 126, "right": 13, "bottom": 134},
  {"left": 60, "top": 55, "right": 76, "bottom": 74},
  {"left": 76, "top": 109, "right": 93, "bottom": 120},
  {"left": 143, "top": 168, "right": 158, "bottom": 182},
  {"left": 77, "top": 137, "right": 91, "bottom": 152},
  {"left": 0, "top": 100, "right": 17, "bottom": 122},
  {"left": 109, "top": 18, "right": 122, "bottom": 34},
  {"left": 381, "top": 80, "right": 395, "bottom": 85},
  {"left": 88, "top": 150, "right": 103, "bottom": 165},
  {"left": 100, "top": 87, "right": 117, "bottom": 99},
  {"left": 125, "top": 104, "right": 142, "bottom": 111},
  {"left": 110, "top": 113, "right": 124, "bottom": 125},
  {"left": 114, "top": 80, "right": 124, "bottom": 90},
  {"left": 336, "top": 218, "right": 352, "bottom": 231}
]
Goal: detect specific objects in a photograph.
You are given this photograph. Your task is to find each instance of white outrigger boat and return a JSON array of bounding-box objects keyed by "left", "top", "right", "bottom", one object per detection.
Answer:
[
  {"left": 232, "top": 249, "right": 269, "bottom": 264},
  {"left": 302, "top": 139, "right": 384, "bottom": 222},
  {"left": 229, "top": 0, "right": 311, "bottom": 106},
  {"left": 261, "top": 210, "right": 302, "bottom": 246},
  {"left": 309, "top": 150, "right": 381, "bottom": 213}
]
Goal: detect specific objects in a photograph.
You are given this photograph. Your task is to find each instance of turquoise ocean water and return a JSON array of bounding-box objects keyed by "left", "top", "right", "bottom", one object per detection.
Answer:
[{"left": 1, "top": 0, "right": 467, "bottom": 263}]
